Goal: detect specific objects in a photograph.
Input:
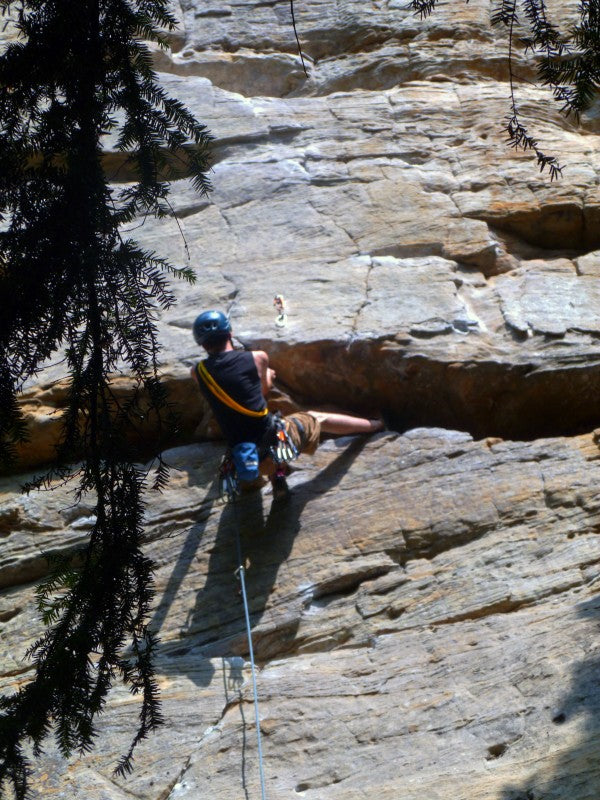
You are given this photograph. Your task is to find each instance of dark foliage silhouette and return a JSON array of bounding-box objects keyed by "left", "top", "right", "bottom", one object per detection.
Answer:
[
  {"left": 411, "top": 0, "right": 600, "bottom": 179},
  {"left": 0, "top": 1, "right": 211, "bottom": 796}
]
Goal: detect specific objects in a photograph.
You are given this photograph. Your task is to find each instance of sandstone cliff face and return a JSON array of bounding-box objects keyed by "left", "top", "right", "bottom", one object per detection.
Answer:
[{"left": 2, "top": 1, "right": 600, "bottom": 799}]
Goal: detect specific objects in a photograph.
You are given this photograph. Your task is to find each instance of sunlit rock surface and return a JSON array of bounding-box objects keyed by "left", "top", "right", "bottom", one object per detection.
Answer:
[
  {"left": 9, "top": 0, "right": 600, "bottom": 466},
  {"left": 3, "top": 432, "right": 600, "bottom": 799},
  {"left": 2, "top": 0, "right": 600, "bottom": 798}
]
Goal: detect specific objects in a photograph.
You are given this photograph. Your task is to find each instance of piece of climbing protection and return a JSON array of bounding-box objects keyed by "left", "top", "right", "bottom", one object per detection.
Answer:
[
  {"left": 272, "top": 425, "right": 298, "bottom": 464},
  {"left": 274, "top": 293, "right": 287, "bottom": 327},
  {"left": 218, "top": 455, "right": 240, "bottom": 502}
]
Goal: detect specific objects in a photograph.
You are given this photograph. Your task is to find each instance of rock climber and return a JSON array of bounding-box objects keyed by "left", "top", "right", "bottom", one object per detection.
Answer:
[{"left": 190, "top": 309, "right": 384, "bottom": 498}]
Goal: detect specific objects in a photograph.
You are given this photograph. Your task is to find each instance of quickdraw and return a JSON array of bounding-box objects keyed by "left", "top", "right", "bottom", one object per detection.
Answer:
[
  {"left": 270, "top": 416, "right": 298, "bottom": 464},
  {"left": 218, "top": 454, "right": 240, "bottom": 502},
  {"left": 274, "top": 294, "right": 287, "bottom": 327}
]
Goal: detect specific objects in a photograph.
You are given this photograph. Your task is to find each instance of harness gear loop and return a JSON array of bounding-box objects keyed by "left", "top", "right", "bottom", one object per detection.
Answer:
[
  {"left": 269, "top": 413, "right": 299, "bottom": 481},
  {"left": 269, "top": 413, "right": 299, "bottom": 466},
  {"left": 196, "top": 360, "right": 269, "bottom": 418}
]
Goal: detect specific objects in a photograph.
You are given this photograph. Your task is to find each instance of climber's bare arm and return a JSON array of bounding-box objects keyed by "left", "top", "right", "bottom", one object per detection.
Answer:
[{"left": 252, "top": 350, "right": 276, "bottom": 397}]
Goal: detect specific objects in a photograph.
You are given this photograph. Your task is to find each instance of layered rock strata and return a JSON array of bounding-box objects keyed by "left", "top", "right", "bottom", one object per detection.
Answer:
[
  {"left": 2, "top": 1, "right": 600, "bottom": 799},
  {"left": 7, "top": 0, "right": 600, "bottom": 467},
  {"left": 3, "top": 431, "right": 600, "bottom": 799}
]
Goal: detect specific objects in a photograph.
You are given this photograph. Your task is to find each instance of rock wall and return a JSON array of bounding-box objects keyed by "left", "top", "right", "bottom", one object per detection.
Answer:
[
  {"left": 3, "top": 1, "right": 600, "bottom": 799},
  {"left": 11, "top": 0, "right": 600, "bottom": 467}
]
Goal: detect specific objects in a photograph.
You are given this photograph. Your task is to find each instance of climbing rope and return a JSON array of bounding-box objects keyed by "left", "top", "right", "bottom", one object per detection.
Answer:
[
  {"left": 232, "top": 500, "right": 268, "bottom": 800},
  {"left": 214, "top": 326, "right": 302, "bottom": 795}
]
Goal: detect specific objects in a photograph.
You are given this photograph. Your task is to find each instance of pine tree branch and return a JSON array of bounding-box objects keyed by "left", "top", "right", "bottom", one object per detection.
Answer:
[{"left": 0, "top": 2, "right": 212, "bottom": 797}]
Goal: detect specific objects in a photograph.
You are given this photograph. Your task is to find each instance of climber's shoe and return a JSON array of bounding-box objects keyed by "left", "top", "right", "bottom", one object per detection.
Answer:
[{"left": 380, "top": 409, "right": 400, "bottom": 432}]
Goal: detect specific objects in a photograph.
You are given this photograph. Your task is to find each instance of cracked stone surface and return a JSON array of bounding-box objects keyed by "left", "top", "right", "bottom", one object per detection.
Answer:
[
  {"left": 3, "top": 431, "right": 600, "bottom": 799},
  {"left": 3, "top": 1, "right": 600, "bottom": 799},
  {"left": 8, "top": 0, "right": 600, "bottom": 464}
]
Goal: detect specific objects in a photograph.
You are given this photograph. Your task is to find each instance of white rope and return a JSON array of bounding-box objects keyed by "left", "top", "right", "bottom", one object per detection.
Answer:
[{"left": 233, "top": 504, "right": 268, "bottom": 800}]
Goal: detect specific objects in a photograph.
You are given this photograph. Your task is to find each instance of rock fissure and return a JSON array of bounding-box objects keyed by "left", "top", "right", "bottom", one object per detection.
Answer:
[
  {"left": 12, "top": 342, "right": 600, "bottom": 474},
  {"left": 193, "top": 8, "right": 232, "bottom": 18},
  {"left": 160, "top": 754, "right": 193, "bottom": 800},
  {"left": 273, "top": 343, "right": 600, "bottom": 441},
  {"left": 430, "top": 580, "right": 586, "bottom": 627},
  {"left": 210, "top": 124, "right": 307, "bottom": 156},
  {"left": 92, "top": 771, "right": 144, "bottom": 800},
  {"left": 0, "top": 606, "right": 22, "bottom": 622},
  {"left": 0, "top": 663, "right": 35, "bottom": 680},
  {"left": 473, "top": 205, "right": 600, "bottom": 253},
  {"left": 306, "top": 198, "right": 361, "bottom": 253},
  {"left": 213, "top": 692, "right": 252, "bottom": 731},
  {"left": 350, "top": 257, "right": 375, "bottom": 337}
]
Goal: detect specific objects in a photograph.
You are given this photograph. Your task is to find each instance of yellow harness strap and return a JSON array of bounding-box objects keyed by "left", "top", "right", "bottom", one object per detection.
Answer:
[{"left": 196, "top": 360, "right": 269, "bottom": 419}]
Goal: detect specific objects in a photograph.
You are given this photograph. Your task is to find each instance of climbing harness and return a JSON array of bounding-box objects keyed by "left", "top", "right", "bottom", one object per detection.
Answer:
[
  {"left": 273, "top": 295, "right": 287, "bottom": 328},
  {"left": 217, "top": 413, "right": 299, "bottom": 501}
]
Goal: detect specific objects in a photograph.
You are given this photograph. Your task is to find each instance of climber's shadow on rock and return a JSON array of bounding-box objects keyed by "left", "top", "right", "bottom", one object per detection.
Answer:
[
  {"left": 168, "top": 435, "right": 368, "bottom": 688},
  {"left": 147, "top": 474, "right": 221, "bottom": 641},
  {"left": 499, "top": 593, "right": 600, "bottom": 800}
]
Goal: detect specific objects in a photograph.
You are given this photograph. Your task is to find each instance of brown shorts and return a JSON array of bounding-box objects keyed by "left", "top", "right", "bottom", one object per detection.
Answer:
[
  {"left": 258, "top": 411, "right": 322, "bottom": 477},
  {"left": 285, "top": 411, "right": 322, "bottom": 456}
]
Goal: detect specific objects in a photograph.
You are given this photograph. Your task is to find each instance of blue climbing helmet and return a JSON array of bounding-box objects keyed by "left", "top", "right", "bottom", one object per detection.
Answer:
[{"left": 192, "top": 310, "right": 232, "bottom": 346}]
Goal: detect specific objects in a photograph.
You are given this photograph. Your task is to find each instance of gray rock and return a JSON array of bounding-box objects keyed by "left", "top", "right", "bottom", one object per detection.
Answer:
[
  {"left": 3, "top": 432, "right": 600, "bottom": 799},
  {"left": 3, "top": 1, "right": 600, "bottom": 799}
]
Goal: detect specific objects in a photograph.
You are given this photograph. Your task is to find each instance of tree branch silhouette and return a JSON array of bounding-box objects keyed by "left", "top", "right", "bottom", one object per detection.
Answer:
[{"left": 0, "top": 2, "right": 211, "bottom": 796}]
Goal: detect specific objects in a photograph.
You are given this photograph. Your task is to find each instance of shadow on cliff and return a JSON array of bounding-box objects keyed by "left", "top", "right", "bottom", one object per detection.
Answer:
[
  {"left": 150, "top": 436, "right": 368, "bottom": 688},
  {"left": 500, "top": 593, "right": 600, "bottom": 800},
  {"left": 147, "top": 469, "right": 225, "bottom": 641}
]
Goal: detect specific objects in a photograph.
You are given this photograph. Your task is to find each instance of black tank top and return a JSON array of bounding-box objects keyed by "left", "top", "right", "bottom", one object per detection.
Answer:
[{"left": 196, "top": 350, "right": 271, "bottom": 447}]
